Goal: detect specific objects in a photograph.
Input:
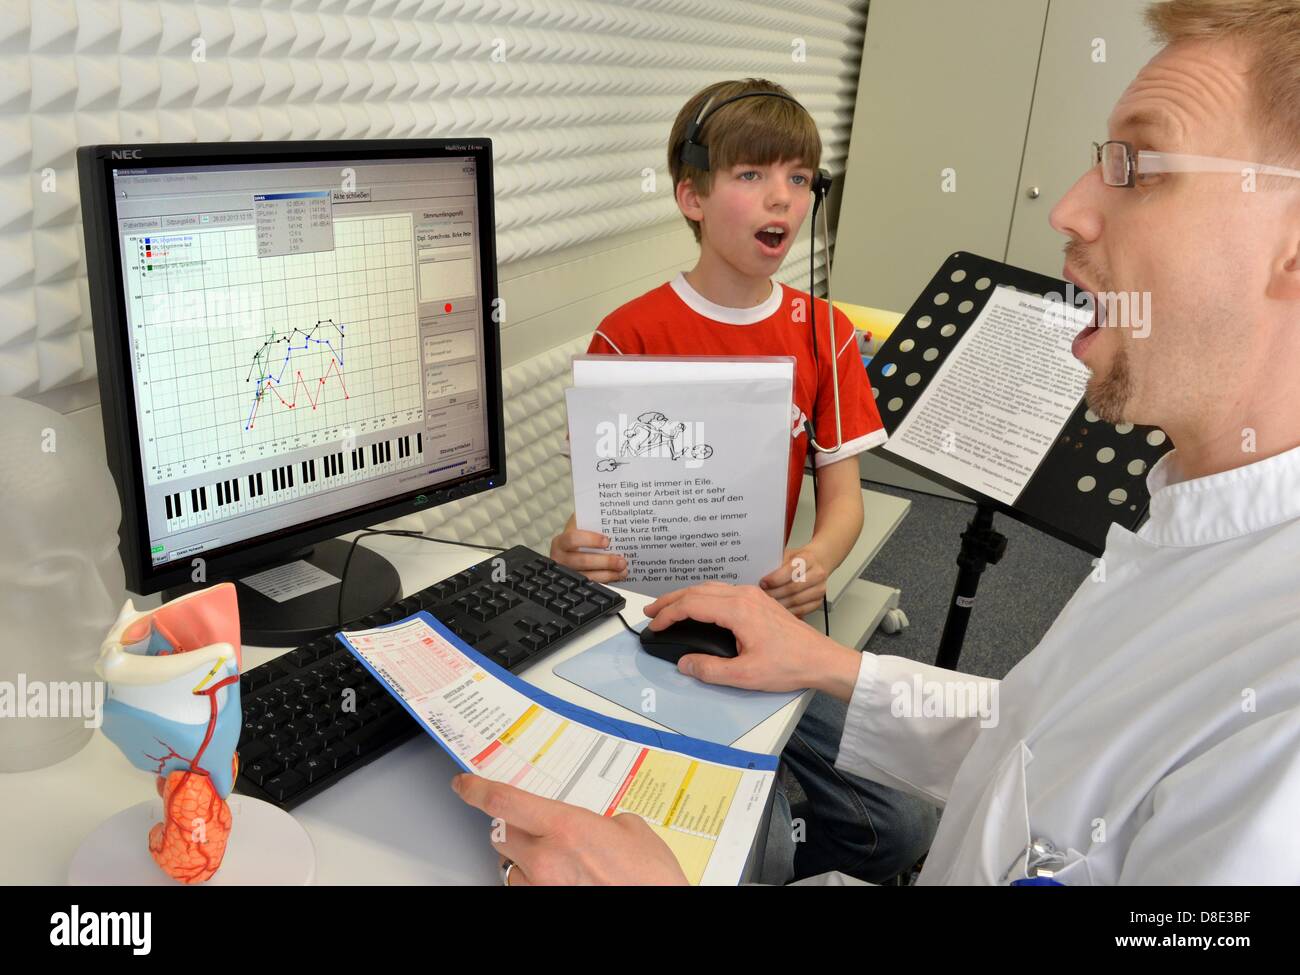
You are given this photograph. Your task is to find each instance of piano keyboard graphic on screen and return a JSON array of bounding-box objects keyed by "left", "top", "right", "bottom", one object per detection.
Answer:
[{"left": 161, "top": 432, "right": 423, "bottom": 532}]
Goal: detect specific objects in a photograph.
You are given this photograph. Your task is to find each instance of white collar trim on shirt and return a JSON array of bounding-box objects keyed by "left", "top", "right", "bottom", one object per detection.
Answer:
[
  {"left": 1138, "top": 440, "right": 1300, "bottom": 547},
  {"left": 670, "top": 271, "right": 783, "bottom": 325}
]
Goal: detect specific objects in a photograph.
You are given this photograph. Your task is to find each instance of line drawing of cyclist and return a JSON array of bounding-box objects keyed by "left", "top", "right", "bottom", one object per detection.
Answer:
[{"left": 595, "top": 411, "right": 713, "bottom": 471}]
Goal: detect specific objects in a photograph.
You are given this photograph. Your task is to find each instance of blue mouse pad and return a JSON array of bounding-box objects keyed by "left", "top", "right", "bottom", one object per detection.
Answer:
[{"left": 553, "top": 621, "right": 801, "bottom": 745}]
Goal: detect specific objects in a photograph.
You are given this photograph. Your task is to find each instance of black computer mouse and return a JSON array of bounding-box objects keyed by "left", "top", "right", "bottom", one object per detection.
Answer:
[{"left": 639, "top": 618, "right": 739, "bottom": 665}]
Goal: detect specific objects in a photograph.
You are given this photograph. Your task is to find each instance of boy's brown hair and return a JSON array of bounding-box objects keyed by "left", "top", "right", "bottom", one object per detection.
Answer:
[
  {"left": 1145, "top": 0, "right": 1300, "bottom": 169},
  {"left": 668, "top": 78, "right": 822, "bottom": 244}
]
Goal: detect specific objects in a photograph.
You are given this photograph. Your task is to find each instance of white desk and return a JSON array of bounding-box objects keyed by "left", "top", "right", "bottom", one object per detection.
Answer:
[{"left": 0, "top": 532, "right": 811, "bottom": 885}]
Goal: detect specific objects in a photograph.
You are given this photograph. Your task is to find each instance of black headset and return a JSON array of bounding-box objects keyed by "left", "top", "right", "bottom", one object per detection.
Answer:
[{"left": 677, "top": 90, "right": 833, "bottom": 200}]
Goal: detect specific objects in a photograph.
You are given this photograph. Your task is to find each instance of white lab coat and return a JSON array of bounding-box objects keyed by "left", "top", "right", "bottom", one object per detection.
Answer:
[{"left": 830, "top": 442, "right": 1300, "bottom": 884}]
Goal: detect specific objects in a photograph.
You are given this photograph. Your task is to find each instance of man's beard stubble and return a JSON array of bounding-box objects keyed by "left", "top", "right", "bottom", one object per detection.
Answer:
[
  {"left": 1065, "top": 240, "right": 1136, "bottom": 424},
  {"left": 1085, "top": 345, "right": 1134, "bottom": 424}
]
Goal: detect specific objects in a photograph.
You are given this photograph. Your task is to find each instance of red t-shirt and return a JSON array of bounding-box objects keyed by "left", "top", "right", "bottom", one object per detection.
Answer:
[{"left": 585, "top": 272, "right": 887, "bottom": 543}]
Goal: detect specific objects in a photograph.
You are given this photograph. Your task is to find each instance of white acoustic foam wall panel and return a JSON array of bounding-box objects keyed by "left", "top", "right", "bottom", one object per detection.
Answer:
[{"left": 2, "top": 0, "right": 867, "bottom": 397}]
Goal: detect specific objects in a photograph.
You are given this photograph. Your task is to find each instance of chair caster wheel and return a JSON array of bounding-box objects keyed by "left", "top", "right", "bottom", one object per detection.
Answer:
[{"left": 880, "top": 608, "right": 910, "bottom": 635}]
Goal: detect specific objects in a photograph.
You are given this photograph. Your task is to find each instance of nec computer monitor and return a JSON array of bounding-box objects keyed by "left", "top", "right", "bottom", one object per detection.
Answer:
[{"left": 79, "top": 140, "right": 506, "bottom": 641}]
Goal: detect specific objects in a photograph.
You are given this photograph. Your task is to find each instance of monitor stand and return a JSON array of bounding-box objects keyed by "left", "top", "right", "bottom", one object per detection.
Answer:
[{"left": 162, "top": 538, "right": 402, "bottom": 648}]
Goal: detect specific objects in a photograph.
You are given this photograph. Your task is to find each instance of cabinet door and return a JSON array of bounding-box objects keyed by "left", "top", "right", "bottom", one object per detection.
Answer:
[
  {"left": 835, "top": 0, "right": 1048, "bottom": 313},
  {"left": 1006, "top": 0, "right": 1161, "bottom": 276}
]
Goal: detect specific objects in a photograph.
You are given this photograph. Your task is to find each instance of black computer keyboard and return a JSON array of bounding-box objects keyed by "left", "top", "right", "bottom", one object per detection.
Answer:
[{"left": 234, "top": 545, "right": 626, "bottom": 809}]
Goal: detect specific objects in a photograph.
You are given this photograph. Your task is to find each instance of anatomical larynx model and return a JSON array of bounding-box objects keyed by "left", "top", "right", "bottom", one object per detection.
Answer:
[{"left": 96, "top": 584, "right": 242, "bottom": 884}]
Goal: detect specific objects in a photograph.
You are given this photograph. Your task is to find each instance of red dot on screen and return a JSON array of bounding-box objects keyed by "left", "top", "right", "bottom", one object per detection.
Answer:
[{"left": 444, "top": 303, "right": 452, "bottom": 313}]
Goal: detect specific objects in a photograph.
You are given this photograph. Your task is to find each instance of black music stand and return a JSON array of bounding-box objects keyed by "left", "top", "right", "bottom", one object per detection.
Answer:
[{"left": 865, "top": 252, "right": 1173, "bottom": 669}]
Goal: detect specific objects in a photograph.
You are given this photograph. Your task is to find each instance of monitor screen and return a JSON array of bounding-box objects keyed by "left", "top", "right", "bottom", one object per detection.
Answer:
[{"left": 79, "top": 140, "right": 505, "bottom": 594}]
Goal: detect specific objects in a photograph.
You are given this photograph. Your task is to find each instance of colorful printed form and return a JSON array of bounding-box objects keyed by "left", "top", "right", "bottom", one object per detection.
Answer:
[{"left": 337, "top": 612, "right": 777, "bottom": 885}]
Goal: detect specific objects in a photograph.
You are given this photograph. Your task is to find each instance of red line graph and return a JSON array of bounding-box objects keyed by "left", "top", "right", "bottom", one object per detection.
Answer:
[{"left": 247, "top": 357, "right": 350, "bottom": 429}]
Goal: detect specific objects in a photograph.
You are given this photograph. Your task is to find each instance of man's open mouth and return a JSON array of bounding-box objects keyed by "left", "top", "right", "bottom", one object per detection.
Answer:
[
  {"left": 1079, "top": 292, "right": 1110, "bottom": 336},
  {"left": 755, "top": 225, "right": 787, "bottom": 250},
  {"left": 1063, "top": 265, "right": 1110, "bottom": 347}
]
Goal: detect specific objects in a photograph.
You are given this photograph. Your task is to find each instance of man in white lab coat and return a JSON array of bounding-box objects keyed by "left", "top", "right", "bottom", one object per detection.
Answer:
[{"left": 453, "top": 0, "right": 1300, "bottom": 884}]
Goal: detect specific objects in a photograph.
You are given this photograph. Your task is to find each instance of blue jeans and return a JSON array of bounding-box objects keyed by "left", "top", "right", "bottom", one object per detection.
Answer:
[{"left": 760, "top": 690, "right": 938, "bottom": 885}]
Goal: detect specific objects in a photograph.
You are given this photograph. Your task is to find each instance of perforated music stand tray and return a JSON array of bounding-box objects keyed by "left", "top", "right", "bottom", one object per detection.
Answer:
[{"left": 865, "top": 252, "right": 1172, "bottom": 558}]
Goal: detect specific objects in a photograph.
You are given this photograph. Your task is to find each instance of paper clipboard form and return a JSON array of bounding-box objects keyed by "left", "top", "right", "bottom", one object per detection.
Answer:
[
  {"left": 565, "top": 356, "right": 794, "bottom": 597},
  {"left": 866, "top": 252, "right": 1173, "bottom": 556}
]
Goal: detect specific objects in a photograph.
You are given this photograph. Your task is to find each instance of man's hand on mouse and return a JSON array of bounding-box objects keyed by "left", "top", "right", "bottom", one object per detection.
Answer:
[
  {"left": 759, "top": 545, "right": 829, "bottom": 619},
  {"left": 451, "top": 774, "right": 689, "bottom": 885},
  {"left": 644, "top": 582, "right": 863, "bottom": 700}
]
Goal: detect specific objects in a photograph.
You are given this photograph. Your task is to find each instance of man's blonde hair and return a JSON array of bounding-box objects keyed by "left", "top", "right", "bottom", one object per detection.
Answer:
[
  {"left": 1145, "top": 0, "right": 1300, "bottom": 167},
  {"left": 667, "top": 78, "right": 821, "bottom": 244}
]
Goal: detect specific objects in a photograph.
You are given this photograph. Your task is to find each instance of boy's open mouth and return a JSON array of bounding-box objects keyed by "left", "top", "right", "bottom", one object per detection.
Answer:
[{"left": 755, "top": 225, "right": 787, "bottom": 251}]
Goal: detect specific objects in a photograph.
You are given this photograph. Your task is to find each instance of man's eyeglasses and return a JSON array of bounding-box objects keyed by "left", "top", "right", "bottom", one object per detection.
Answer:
[{"left": 1093, "top": 140, "right": 1300, "bottom": 188}]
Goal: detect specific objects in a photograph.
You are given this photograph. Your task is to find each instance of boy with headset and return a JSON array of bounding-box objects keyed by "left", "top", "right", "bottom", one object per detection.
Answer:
[{"left": 547, "top": 78, "right": 937, "bottom": 882}]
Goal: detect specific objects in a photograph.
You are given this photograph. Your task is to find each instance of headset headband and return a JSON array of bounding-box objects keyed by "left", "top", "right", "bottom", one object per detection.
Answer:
[{"left": 678, "top": 89, "right": 831, "bottom": 198}]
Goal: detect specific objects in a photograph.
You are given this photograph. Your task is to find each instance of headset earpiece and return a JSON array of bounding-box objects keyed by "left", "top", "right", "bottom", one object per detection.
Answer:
[{"left": 679, "top": 130, "right": 711, "bottom": 172}]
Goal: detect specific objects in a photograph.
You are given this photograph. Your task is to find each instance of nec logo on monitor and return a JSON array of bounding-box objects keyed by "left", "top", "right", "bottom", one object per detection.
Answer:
[{"left": 110, "top": 148, "right": 143, "bottom": 160}]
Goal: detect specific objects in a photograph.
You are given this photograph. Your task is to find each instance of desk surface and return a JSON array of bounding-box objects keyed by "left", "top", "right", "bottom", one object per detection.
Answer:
[{"left": 0, "top": 533, "right": 809, "bottom": 885}]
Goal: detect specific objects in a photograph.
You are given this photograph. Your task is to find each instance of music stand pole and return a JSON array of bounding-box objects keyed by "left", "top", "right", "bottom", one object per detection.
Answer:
[{"left": 935, "top": 502, "right": 1007, "bottom": 670}]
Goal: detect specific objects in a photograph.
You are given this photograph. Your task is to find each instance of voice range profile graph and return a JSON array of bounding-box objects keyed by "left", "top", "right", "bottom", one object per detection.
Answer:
[{"left": 245, "top": 319, "right": 349, "bottom": 431}]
